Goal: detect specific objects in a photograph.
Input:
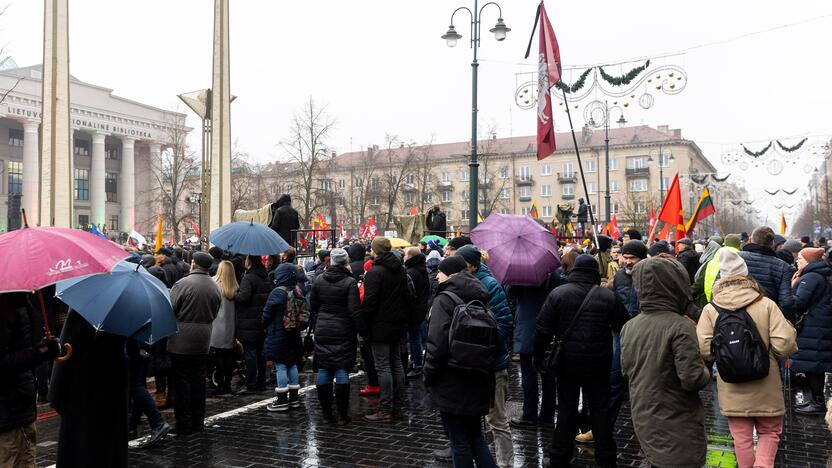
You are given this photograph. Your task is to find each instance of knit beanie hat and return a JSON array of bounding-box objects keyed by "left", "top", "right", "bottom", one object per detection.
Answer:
[
  {"left": 723, "top": 234, "right": 741, "bottom": 249},
  {"left": 783, "top": 239, "right": 803, "bottom": 254},
  {"left": 648, "top": 241, "right": 670, "bottom": 257},
  {"left": 572, "top": 254, "right": 599, "bottom": 273},
  {"left": 773, "top": 235, "right": 787, "bottom": 248},
  {"left": 625, "top": 229, "right": 642, "bottom": 240},
  {"left": 799, "top": 247, "right": 825, "bottom": 264},
  {"left": 192, "top": 251, "right": 213, "bottom": 269},
  {"left": 455, "top": 244, "right": 482, "bottom": 268},
  {"left": 330, "top": 248, "right": 349, "bottom": 267},
  {"left": 371, "top": 237, "right": 392, "bottom": 255},
  {"left": 621, "top": 240, "right": 648, "bottom": 259},
  {"left": 718, "top": 248, "right": 748, "bottom": 278},
  {"left": 447, "top": 236, "right": 473, "bottom": 250},
  {"left": 438, "top": 256, "right": 468, "bottom": 276}
]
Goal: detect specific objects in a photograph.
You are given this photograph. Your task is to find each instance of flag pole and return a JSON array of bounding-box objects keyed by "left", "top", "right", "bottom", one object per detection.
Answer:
[{"left": 560, "top": 88, "right": 600, "bottom": 249}]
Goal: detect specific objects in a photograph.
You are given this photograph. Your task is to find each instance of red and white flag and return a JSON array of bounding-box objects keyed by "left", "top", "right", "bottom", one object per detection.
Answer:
[
  {"left": 367, "top": 216, "right": 378, "bottom": 239},
  {"left": 526, "top": 1, "right": 561, "bottom": 160},
  {"left": 648, "top": 206, "right": 657, "bottom": 235}
]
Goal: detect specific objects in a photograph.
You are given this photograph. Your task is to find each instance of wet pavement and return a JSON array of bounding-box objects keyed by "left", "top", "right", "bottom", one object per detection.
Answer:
[{"left": 33, "top": 363, "right": 831, "bottom": 467}]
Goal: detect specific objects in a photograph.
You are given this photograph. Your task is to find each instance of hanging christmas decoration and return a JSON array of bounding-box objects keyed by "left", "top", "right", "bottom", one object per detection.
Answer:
[
  {"left": 782, "top": 188, "right": 799, "bottom": 195},
  {"left": 711, "top": 173, "right": 731, "bottom": 182},
  {"left": 776, "top": 138, "right": 808, "bottom": 153},
  {"left": 742, "top": 142, "right": 772, "bottom": 158},
  {"left": 598, "top": 60, "right": 651, "bottom": 87},
  {"left": 554, "top": 68, "right": 592, "bottom": 94}
]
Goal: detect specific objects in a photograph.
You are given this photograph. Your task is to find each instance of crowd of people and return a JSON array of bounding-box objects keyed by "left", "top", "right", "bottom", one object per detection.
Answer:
[{"left": 3, "top": 196, "right": 832, "bottom": 468}]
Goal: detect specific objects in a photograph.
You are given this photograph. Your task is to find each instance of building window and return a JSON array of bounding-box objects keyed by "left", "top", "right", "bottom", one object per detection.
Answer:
[
  {"left": 659, "top": 152, "right": 672, "bottom": 167},
  {"left": 105, "top": 143, "right": 120, "bottom": 160},
  {"left": 426, "top": 173, "right": 433, "bottom": 183},
  {"left": 461, "top": 210, "right": 469, "bottom": 220},
  {"left": 338, "top": 178, "right": 345, "bottom": 189},
  {"left": 521, "top": 207, "right": 530, "bottom": 216},
  {"left": 541, "top": 164, "right": 552, "bottom": 176},
  {"left": 370, "top": 195, "right": 379, "bottom": 206},
  {"left": 562, "top": 162, "right": 574, "bottom": 177},
  {"left": 629, "top": 178, "right": 648, "bottom": 192},
  {"left": 442, "top": 190, "right": 451, "bottom": 202},
  {"left": 541, "top": 185, "right": 552, "bottom": 197},
  {"left": 588, "top": 181, "right": 597, "bottom": 194},
  {"left": 627, "top": 156, "right": 647, "bottom": 170},
  {"left": 74, "top": 140, "right": 90, "bottom": 156},
  {"left": 661, "top": 177, "right": 670, "bottom": 191},
  {"left": 78, "top": 214, "right": 89, "bottom": 227},
  {"left": 354, "top": 177, "right": 363, "bottom": 187},
  {"left": 519, "top": 186, "right": 531, "bottom": 198},
  {"left": 519, "top": 166, "right": 531, "bottom": 181},
  {"left": 499, "top": 208, "right": 509, "bottom": 215},
  {"left": 441, "top": 171, "right": 452, "bottom": 182},
  {"left": 405, "top": 192, "right": 414, "bottom": 204},
  {"left": 499, "top": 166, "right": 509, "bottom": 179},
  {"left": 460, "top": 170, "right": 469, "bottom": 182},
  {"left": 499, "top": 188, "right": 510, "bottom": 199},
  {"left": 608, "top": 159, "right": 619, "bottom": 171},
  {"left": 74, "top": 169, "right": 89, "bottom": 200},
  {"left": 105, "top": 172, "right": 118, "bottom": 202},
  {"left": 461, "top": 190, "right": 469, "bottom": 201},
  {"left": 405, "top": 173, "right": 415, "bottom": 185},
  {"left": 8, "top": 128, "right": 24, "bottom": 147},
  {"left": 563, "top": 183, "right": 574, "bottom": 196},
  {"left": 585, "top": 159, "right": 597, "bottom": 173},
  {"left": 543, "top": 205, "right": 553, "bottom": 217},
  {"left": 7, "top": 161, "right": 22, "bottom": 194},
  {"left": 423, "top": 192, "right": 433, "bottom": 203},
  {"left": 634, "top": 200, "right": 647, "bottom": 213},
  {"left": 610, "top": 180, "right": 620, "bottom": 193},
  {"left": 110, "top": 215, "right": 119, "bottom": 231}
]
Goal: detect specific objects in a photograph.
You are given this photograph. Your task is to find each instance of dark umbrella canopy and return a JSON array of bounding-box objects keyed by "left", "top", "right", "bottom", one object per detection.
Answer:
[{"left": 209, "top": 220, "right": 290, "bottom": 256}]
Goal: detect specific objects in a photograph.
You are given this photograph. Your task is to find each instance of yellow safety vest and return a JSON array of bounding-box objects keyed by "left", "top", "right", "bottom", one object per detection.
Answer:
[{"left": 704, "top": 246, "right": 739, "bottom": 301}]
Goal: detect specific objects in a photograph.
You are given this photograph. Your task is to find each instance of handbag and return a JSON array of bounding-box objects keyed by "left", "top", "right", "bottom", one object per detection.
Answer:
[{"left": 541, "top": 286, "right": 599, "bottom": 374}]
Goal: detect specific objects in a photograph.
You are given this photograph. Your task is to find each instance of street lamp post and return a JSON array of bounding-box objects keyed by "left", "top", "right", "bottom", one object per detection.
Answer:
[
  {"left": 442, "top": 1, "right": 510, "bottom": 232},
  {"left": 599, "top": 101, "right": 627, "bottom": 225},
  {"left": 648, "top": 146, "right": 674, "bottom": 205}
]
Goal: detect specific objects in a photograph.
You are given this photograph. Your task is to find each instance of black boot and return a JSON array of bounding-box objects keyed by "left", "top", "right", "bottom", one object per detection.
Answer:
[
  {"left": 316, "top": 384, "right": 335, "bottom": 424},
  {"left": 335, "top": 383, "right": 351, "bottom": 425},
  {"left": 288, "top": 384, "right": 302, "bottom": 409}
]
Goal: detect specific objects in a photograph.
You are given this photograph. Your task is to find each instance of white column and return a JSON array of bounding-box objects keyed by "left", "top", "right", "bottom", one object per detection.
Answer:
[
  {"left": 209, "top": 0, "right": 232, "bottom": 232},
  {"left": 119, "top": 137, "right": 135, "bottom": 232},
  {"left": 22, "top": 121, "right": 39, "bottom": 222},
  {"left": 90, "top": 132, "right": 106, "bottom": 227}
]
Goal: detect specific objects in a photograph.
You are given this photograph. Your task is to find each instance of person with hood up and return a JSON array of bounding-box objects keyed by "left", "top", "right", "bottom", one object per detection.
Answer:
[
  {"left": 676, "top": 238, "right": 701, "bottom": 284},
  {"left": 594, "top": 235, "right": 614, "bottom": 281},
  {"left": 269, "top": 194, "right": 301, "bottom": 246},
  {"left": 739, "top": 227, "right": 796, "bottom": 322},
  {"left": 360, "top": 237, "right": 410, "bottom": 423},
  {"left": 426, "top": 206, "right": 448, "bottom": 236},
  {"left": 426, "top": 248, "right": 442, "bottom": 299},
  {"left": 454, "top": 244, "right": 514, "bottom": 467},
  {"left": 533, "top": 255, "right": 630, "bottom": 468},
  {"left": 620, "top": 256, "right": 711, "bottom": 468},
  {"left": 309, "top": 248, "right": 363, "bottom": 424},
  {"left": 790, "top": 247, "right": 832, "bottom": 414},
  {"left": 692, "top": 234, "right": 741, "bottom": 307},
  {"left": 234, "top": 255, "right": 272, "bottom": 394},
  {"left": 208, "top": 246, "right": 224, "bottom": 276},
  {"left": 263, "top": 263, "right": 306, "bottom": 412},
  {"left": 347, "top": 243, "right": 367, "bottom": 282},
  {"left": 155, "top": 247, "right": 182, "bottom": 288},
  {"left": 697, "top": 249, "right": 796, "bottom": 468},
  {"left": 404, "top": 247, "right": 430, "bottom": 379},
  {"left": 423, "top": 256, "right": 498, "bottom": 468}
]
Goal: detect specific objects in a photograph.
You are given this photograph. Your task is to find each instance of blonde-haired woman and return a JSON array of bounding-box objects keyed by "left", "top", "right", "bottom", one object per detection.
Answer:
[{"left": 210, "top": 260, "right": 239, "bottom": 395}]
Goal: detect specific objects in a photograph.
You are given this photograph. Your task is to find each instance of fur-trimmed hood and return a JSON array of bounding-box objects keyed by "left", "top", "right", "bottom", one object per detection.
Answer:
[{"left": 711, "top": 275, "right": 764, "bottom": 311}]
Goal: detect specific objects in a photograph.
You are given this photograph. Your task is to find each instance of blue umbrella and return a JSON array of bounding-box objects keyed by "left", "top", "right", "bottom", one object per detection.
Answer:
[
  {"left": 209, "top": 220, "right": 290, "bottom": 255},
  {"left": 55, "top": 260, "right": 177, "bottom": 344}
]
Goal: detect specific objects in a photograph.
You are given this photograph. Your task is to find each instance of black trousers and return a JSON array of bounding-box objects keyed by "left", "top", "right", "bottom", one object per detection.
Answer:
[
  {"left": 213, "top": 348, "right": 236, "bottom": 391},
  {"left": 171, "top": 354, "right": 207, "bottom": 432},
  {"left": 550, "top": 373, "right": 616, "bottom": 468}
]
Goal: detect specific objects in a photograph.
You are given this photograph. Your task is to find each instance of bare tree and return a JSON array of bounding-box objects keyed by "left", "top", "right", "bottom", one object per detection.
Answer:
[
  {"left": 413, "top": 139, "right": 438, "bottom": 214},
  {"left": 230, "top": 141, "right": 255, "bottom": 212},
  {"left": 148, "top": 118, "right": 199, "bottom": 241},
  {"left": 616, "top": 191, "right": 657, "bottom": 234},
  {"left": 339, "top": 146, "right": 381, "bottom": 231},
  {"left": 476, "top": 128, "right": 512, "bottom": 218},
  {"left": 378, "top": 134, "right": 419, "bottom": 230},
  {"left": 280, "top": 97, "right": 335, "bottom": 227}
]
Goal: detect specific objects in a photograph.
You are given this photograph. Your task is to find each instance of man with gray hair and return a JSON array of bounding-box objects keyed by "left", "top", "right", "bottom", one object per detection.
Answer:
[{"left": 738, "top": 227, "right": 796, "bottom": 322}]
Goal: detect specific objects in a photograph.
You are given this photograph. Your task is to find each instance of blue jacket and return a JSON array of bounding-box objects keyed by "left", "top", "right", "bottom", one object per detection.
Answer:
[
  {"left": 508, "top": 270, "right": 566, "bottom": 355},
  {"left": 474, "top": 264, "right": 513, "bottom": 370},
  {"left": 739, "top": 244, "right": 795, "bottom": 322},
  {"left": 613, "top": 268, "right": 640, "bottom": 317},
  {"left": 262, "top": 264, "right": 303, "bottom": 365},
  {"left": 791, "top": 260, "right": 832, "bottom": 374}
]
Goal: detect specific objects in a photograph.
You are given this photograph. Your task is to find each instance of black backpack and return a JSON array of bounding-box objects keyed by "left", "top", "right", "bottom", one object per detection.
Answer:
[
  {"left": 441, "top": 290, "right": 498, "bottom": 376},
  {"left": 710, "top": 302, "right": 770, "bottom": 383}
]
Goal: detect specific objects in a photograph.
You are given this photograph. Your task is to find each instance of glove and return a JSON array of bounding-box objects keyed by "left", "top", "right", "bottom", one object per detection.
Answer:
[{"left": 36, "top": 337, "right": 61, "bottom": 361}]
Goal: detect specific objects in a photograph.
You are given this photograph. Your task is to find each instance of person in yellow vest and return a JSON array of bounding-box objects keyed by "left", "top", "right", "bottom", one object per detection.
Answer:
[{"left": 691, "top": 234, "right": 741, "bottom": 307}]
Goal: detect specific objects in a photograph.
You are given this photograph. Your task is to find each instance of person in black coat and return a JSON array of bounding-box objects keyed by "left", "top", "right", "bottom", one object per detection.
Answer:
[
  {"left": 423, "top": 256, "right": 497, "bottom": 468},
  {"left": 309, "top": 248, "right": 363, "bottom": 424},
  {"left": 269, "top": 194, "right": 301, "bottom": 246},
  {"left": 533, "top": 254, "right": 630, "bottom": 468},
  {"left": 739, "top": 227, "right": 796, "bottom": 322},
  {"left": 347, "top": 243, "right": 367, "bottom": 282},
  {"left": 234, "top": 256, "right": 272, "bottom": 393},
  {"left": 361, "top": 237, "right": 410, "bottom": 423},
  {"left": 426, "top": 206, "right": 447, "bottom": 236},
  {"left": 676, "top": 238, "right": 701, "bottom": 284},
  {"left": 576, "top": 198, "right": 589, "bottom": 237},
  {"left": 404, "top": 247, "right": 430, "bottom": 379},
  {"left": 156, "top": 247, "right": 182, "bottom": 288},
  {"left": 0, "top": 293, "right": 59, "bottom": 465}
]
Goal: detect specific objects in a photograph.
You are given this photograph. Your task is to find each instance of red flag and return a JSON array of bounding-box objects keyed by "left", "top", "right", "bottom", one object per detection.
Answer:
[
  {"left": 367, "top": 216, "right": 378, "bottom": 239},
  {"left": 608, "top": 214, "right": 621, "bottom": 239},
  {"left": 191, "top": 221, "right": 201, "bottom": 238},
  {"left": 409, "top": 207, "right": 418, "bottom": 216},
  {"left": 534, "top": 2, "right": 560, "bottom": 160},
  {"left": 298, "top": 234, "right": 309, "bottom": 250},
  {"left": 654, "top": 173, "right": 685, "bottom": 242},
  {"left": 648, "top": 206, "right": 657, "bottom": 235}
]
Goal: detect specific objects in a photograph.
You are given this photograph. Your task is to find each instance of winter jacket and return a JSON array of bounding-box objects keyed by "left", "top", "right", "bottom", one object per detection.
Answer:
[
  {"left": 739, "top": 243, "right": 796, "bottom": 322},
  {"left": 697, "top": 275, "right": 797, "bottom": 417},
  {"left": 262, "top": 264, "right": 303, "bottom": 365},
  {"left": 691, "top": 240, "right": 723, "bottom": 307},
  {"left": 676, "top": 248, "right": 701, "bottom": 284},
  {"left": 620, "top": 257, "right": 711, "bottom": 468},
  {"left": 576, "top": 202, "right": 588, "bottom": 223},
  {"left": 791, "top": 260, "right": 832, "bottom": 373},
  {"left": 167, "top": 269, "right": 222, "bottom": 355},
  {"left": 474, "top": 264, "right": 513, "bottom": 370},
  {"left": 360, "top": 252, "right": 410, "bottom": 342},
  {"left": 310, "top": 265, "right": 363, "bottom": 369},
  {"left": 423, "top": 271, "right": 494, "bottom": 417},
  {"left": 234, "top": 263, "right": 272, "bottom": 343},
  {"left": 425, "top": 208, "right": 447, "bottom": 236},
  {"left": 426, "top": 250, "right": 441, "bottom": 299},
  {"left": 775, "top": 249, "right": 795, "bottom": 266},
  {"left": 509, "top": 272, "right": 566, "bottom": 355},
  {"left": 533, "top": 268, "right": 630, "bottom": 376},
  {"left": 405, "top": 253, "right": 431, "bottom": 325},
  {"left": 347, "top": 243, "right": 367, "bottom": 282},
  {"left": 269, "top": 194, "right": 301, "bottom": 246},
  {"left": 210, "top": 294, "right": 236, "bottom": 349},
  {"left": 704, "top": 246, "right": 740, "bottom": 302},
  {"left": 160, "top": 257, "right": 182, "bottom": 288},
  {"left": 0, "top": 293, "right": 44, "bottom": 433},
  {"left": 613, "top": 268, "right": 640, "bottom": 317}
]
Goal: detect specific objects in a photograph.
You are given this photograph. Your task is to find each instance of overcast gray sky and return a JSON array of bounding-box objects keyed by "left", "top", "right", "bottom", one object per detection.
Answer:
[{"left": 3, "top": 0, "right": 831, "bottom": 221}]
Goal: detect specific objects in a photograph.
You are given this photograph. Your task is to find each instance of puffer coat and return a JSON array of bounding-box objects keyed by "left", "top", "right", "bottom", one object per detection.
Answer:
[
  {"left": 234, "top": 263, "right": 272, "bottom": 343},
  {"left": 791, "top": 260, "right": 832, "bottom": 373},
  {"left": 0, "top": 293, "right": 41, "bottom": 433},
  {"left": 263, "top": 264, "right": 303, "bottom": 365},
  {"left": 310, "top": 265, "right": 363, "bottom": 369}
]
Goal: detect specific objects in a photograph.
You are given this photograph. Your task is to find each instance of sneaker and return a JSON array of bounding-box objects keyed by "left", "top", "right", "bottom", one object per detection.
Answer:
[
  {"left": 359, "top": 385, "right": 380, "bottom": 396},
  {"left": 795, "top": 402, "right": 826, "bottom": 414},
  {"left": 406, "top": 368, "right": 422, "bottom": 380},
  {"left": 362, "top": 411, "right": 393, "bottom": 423},
  {"left": 433, "top": 447, "right": 452, "bottom": 461},
  {"left": 145, "top": 422, "right": 172, "bottom": 447},
  {"left": 575, "top": 430, "right": 594, "bottom": 444}
]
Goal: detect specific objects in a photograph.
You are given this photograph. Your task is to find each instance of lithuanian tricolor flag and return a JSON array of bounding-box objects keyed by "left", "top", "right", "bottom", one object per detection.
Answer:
[
  {"left": 530, "top": 200, "right": 540, "bottom": 218},
  {"left": 685, "top": 187, "right": 715, "bottom": 235}
]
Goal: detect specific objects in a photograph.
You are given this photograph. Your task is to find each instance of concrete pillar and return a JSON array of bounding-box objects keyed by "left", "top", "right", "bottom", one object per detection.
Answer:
[
  {"left": 22, "top": 121, "right": 39, "bottom": 222},
  {"left": 209, "top": 0, "right": 232, "bottom": 232},
  {"left": 39, "top": 0, "right": 72, "bottom": 228},
  {"left": 120, "top": 137, "right": 135, "bottom": 232},
  {"left": 90, "top": 132, "right": 106, "bottom": 227}
]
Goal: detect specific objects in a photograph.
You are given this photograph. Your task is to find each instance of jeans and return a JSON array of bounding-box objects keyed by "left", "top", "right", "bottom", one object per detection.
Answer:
[
  {"left": 316, "top": 368, "right": 349, "bottom": 385},
  {"left": 486, "top": 369, "right": 514, "bottom": 468},
  {"left": 171, "top": 354, "right": 207, "bottom": 432},
  {"left": 407, "top": 321, "right": 428, "bottom": 368},
  {"left": 519, "top": 354, "right": 556, "bottom": 422},
  {"left": 360, "top": 341, "right": 379, "bottom": 387},
  {"left": 727, "top": 416, "right": 782, "bottom": 468},
  {"left": 129, "top": 350, "right": 164, "bottom": 431},
  {"left": 241, "top": 338, "right": 266, "bottom": 390},
  {"left": 551, "top": 373, "right": 616, "bottom": 467},
  {"left": 441, "top": 412, "right": 498, "bottom": 468},
  {"left": 370, "top": 341, "right": 405, "bottom": 413},
  {"left": 275, "top": 363, "right": 298, "bottom": 389}
]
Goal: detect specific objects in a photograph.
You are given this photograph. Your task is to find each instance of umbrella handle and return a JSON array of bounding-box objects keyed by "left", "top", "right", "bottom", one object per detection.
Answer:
[{"left": 55, "top": 342, "right": 72, "bottom": 363}]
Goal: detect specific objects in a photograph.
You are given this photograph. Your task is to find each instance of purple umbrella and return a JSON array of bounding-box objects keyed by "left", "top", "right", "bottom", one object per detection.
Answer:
[{"left": 470, "top": 214, "right": 561, "bottom": 286}]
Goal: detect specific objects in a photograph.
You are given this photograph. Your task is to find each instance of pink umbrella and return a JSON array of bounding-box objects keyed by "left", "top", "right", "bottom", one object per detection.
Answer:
[
  {"left": 0, "top": 212, "right": 131, "bottom": 360},
  {"left": 470, "top": 213, "right": 561, "bottom": 287}
]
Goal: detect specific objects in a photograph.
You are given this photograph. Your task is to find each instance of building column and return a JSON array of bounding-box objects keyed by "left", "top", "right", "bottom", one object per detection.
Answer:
[
  {"left": 22, "top": 121, "right": 39, "bottom": 222},
  {"left": 120, "top": 137, "right": 135, "bottom": 232},
  {"left": 90, "top": 132, "right": 106, "bottom": 227}
]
